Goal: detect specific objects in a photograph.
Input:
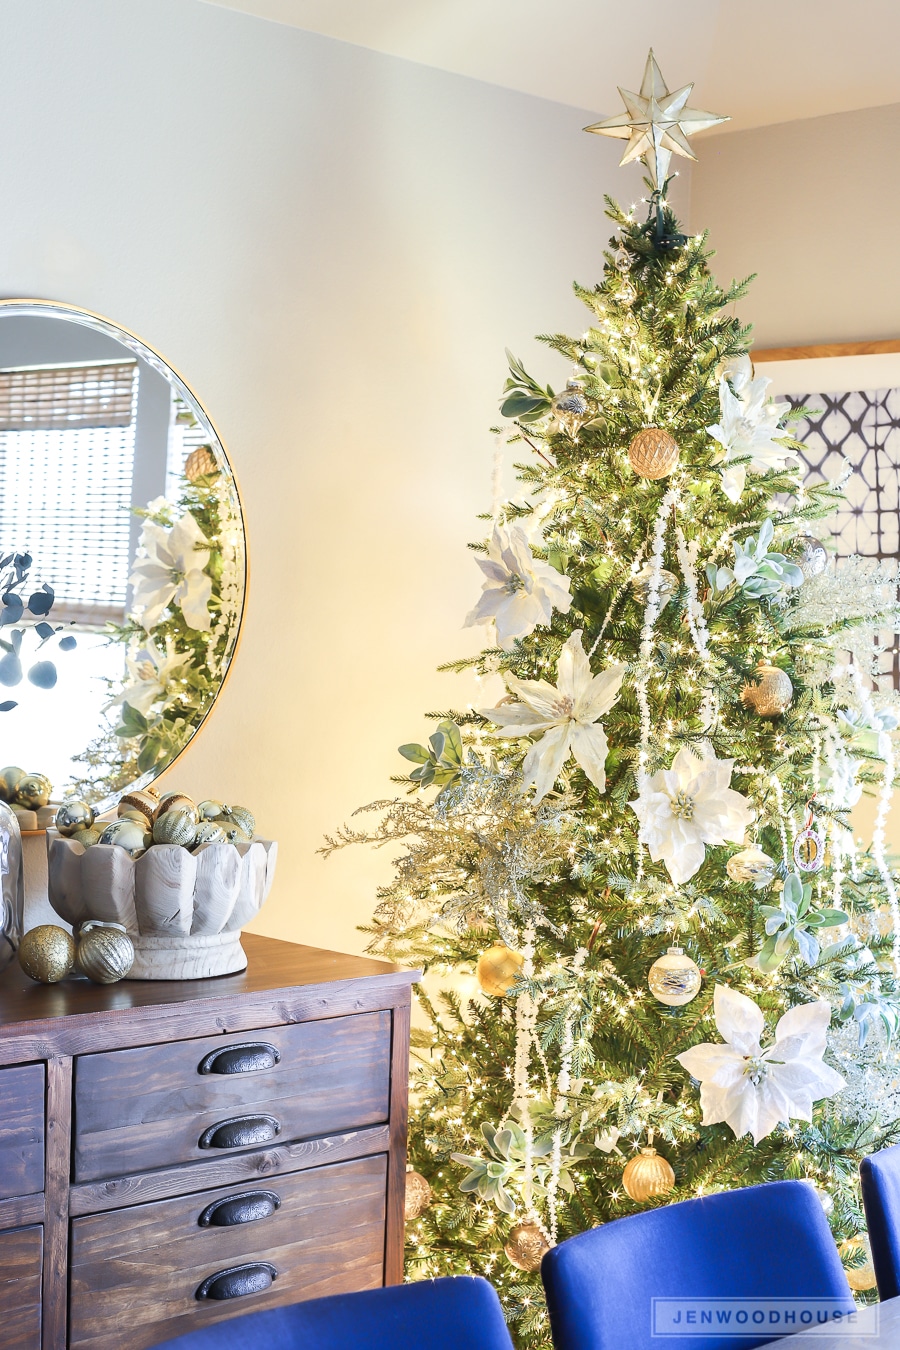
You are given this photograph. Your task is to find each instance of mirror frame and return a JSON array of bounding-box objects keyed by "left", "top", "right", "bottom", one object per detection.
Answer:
[{"left": 0, "top": 297, "right": 249, "bottom": 815}]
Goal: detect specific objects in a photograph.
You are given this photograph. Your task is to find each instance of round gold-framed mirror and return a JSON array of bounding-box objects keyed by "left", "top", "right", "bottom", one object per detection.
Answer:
[{"left": 0, "top": 300, "right": 247, "bottom": 822}]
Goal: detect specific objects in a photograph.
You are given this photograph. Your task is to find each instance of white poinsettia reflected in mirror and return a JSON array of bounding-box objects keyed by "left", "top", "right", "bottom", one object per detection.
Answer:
[
  {"left": 129, "top": 507, "right": 213, "bottom": 632},
  {"left": 105, "top": 637, "right": 192, "bottom": 717}
]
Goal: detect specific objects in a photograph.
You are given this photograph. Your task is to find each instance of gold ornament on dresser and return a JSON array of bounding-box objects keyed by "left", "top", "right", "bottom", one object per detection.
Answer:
[{"left": 18, "top": 924, "right": 76, "bottom": 983}]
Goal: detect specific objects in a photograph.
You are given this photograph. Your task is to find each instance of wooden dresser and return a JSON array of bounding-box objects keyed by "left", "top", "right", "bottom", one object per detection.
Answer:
[{"left": 0, "top": 932, "right": 418, "bottom": 1350}]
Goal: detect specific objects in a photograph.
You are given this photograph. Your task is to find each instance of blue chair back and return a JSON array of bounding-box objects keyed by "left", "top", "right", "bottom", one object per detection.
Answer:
[
  {"left": 541, "top": 1180, "right": 853, "bottom": 1350},
  {"left": 150, "top": 1275, "right": 514, "bottom": 1350},
  {"left": 861, "top": 1144, "right": 900, "bottom": 1299}
]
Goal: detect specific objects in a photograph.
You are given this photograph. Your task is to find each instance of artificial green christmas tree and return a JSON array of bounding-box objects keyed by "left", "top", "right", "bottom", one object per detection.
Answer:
[{"left": 325, "top": 53, "right": 900, "bottom": 1343}]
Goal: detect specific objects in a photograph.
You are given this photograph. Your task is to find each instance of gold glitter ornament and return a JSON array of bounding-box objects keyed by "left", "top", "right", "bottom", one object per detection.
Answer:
[
  {"left": 119, "top": 789, "right": 160, "bottom": 821},
  {"left": 153, "top": 809, "right": 197, "bottom": 847},
  {"left": 76, "top": 921, "right": 134, "bottom": 984},
  {"left": 647, "top": 947, "right": 701, "bottom": 1007},
  {"left": 157, "top": 792, "right": 197, "bottom": 818},
  {"left": 628, "top": 427, "right": 680, "bottom": 480},
  {"left": 622, "top": 1147, "right": 675, "bottom": 1202},
  {"left": 71, "top": 826, "right": 102, "bottom": 848},
  {"left": 404, "top": 1171, "right": 432, "bottom": 1221},
  {"left": 476, "top": 944, "right": 525, "bottom": 997},
  {"left": 55, "top": 799, "right": 95, "bottom": 836},
  {"left": 726, "top": 847, "right": 776, "bottom": 887},
  {"left": 741, "top": 663, "right": 793, "bottom": 718},
  {"left": 18, "top": 924, "right": 76, "bottom": 983},
  {"left": 184, "top": 445, "right": 219, "bottom": 483},
  {"left": 223, "top": 805, "right": 255, "bottom": 838},
  {"left": 839, "top": 1235, "right": 877, "bottom": 1292},
  {"left": 504, "top": 1221, "right": 550, "bottom": 1273}
]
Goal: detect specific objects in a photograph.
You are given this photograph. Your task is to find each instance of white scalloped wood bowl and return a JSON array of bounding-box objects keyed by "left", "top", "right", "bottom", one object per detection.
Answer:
[{"left": 46, "top": 831, "right": 278, "bottom": 979}]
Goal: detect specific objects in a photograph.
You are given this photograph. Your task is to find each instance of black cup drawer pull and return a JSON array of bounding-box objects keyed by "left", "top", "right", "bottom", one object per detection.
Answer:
[
  {"left": 196, "top": 1263, "right": 277, "bottom": 1301},
  {"left": 198, "top": 1115, "right": 281, "bottom": 1150},
  {"left": 198, "top": 1042, "right": 281, "bottom": 1075},
  {"left": 198, "top": 1189, "right": 281, "bottom": 1227}
]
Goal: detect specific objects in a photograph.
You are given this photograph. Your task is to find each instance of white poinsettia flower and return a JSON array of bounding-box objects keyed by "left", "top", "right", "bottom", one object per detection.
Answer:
[
  {"left": 464, "top": 524, "right": 572, "bottom": 649},
  {"left": 676, "top": 984, "right": 845, "bottom": 1145},
  {"left": 707, "top": 355, "right": 797, "bottom": 503},
  {"left": 129, "top": 510, "right": 213, "bottom": 632},
  {"left": 479, "top": 629, "right": 625, "bottom": 801},
  {"left": 629, "top": 745, "right": 754, "bottom": 885},
  {"left": 106, "top": 637, "right": 193, "bottom": 715}
]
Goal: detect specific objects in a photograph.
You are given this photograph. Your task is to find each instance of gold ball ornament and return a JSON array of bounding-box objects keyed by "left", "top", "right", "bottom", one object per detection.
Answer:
[
  {"left": 71, "top": 826, "right": 102, "bottom": 848},
  {"left": 504, "top": 1222, "right": 550, "bottom": 1273},
  {"left": 726, "top": 847, "right": 777, "bottom": 887},
  {"left": 840, "top": 1235, "right": 877, "bottom": 1292},
  {"left": 76, "top": 921, "right": 135, "bottom": 984},
  {"left": 622, "top": 1147, "right": 676, "bottom": 1203},
  {"left": 404, "top": 1171, "right": 432, "bottom": 1221},
  {"left": 18, "top": 925, "right": 76, "bottom": 983},
  {"left": 118, "top": 806, "right": 153, "bottom": 827},
  {"left": 98, "top": 819, "right": 152, "bottom": 858},
  {"left": 55, "top": 799, "right": 95, "bottom": 837},
  {"left": 741, "top": 663, "right": 793, "bottom": 718},
  {"left": 157, "top": 792, "right": 197, "bottom": 819},
  {"left": 184, "top": 444, "right": 219, "bottom": 483},
  {"left": 648, "top": 947, "right": 701, "bottom": 1007},
  {"left": 152, "top": 809, "right": 197, "bottom": 847},
  {"left": 16, "top": 773, "right": 52, "bottom": 809},
  {"left": 476, "top": 944, "right": 525, "bottom": 997},
  {"left": 0, "top": 766, "right": 26, "bottom": 802},
  {"left": 118, "top": 789, "right": 160, "bottom": 822},
  {"left": 628, "top": 427, "right": 680, "bottom": 480}
]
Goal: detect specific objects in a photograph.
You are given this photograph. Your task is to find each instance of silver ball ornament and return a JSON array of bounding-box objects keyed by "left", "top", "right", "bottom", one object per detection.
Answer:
[
  {"left": 98, "top": 819, "right": 152, "bottom": 858},
  {"left": 726, "top": 847, "right": 776, "bottom": 888},
  {"left": 647, "top": 947, "right": 701, "bottom": 1007},
  {"left": 55, "top": 799, "right": 95, "bottom": 837},
  {"left": 797, "top": 535, "right": 827, "bottom": 579}
]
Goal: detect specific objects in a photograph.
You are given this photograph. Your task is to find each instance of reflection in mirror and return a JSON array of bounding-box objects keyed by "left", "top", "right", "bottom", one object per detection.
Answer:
[{"left": 0, "top": 302, "right": 246, "bottom": 818}]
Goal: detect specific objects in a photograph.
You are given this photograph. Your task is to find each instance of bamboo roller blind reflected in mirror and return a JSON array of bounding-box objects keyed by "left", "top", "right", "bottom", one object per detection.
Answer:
[{"left": 0, "top": 360, "right": 138, "bottom": 625}]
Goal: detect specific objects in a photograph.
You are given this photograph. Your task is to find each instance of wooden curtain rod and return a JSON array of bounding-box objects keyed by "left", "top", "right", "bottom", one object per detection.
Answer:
[{"left": 753, "top": 339, "right": 900, "bottom": 362}]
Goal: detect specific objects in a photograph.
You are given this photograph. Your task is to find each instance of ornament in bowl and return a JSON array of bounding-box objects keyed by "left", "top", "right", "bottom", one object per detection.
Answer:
[
  {"left": 46, "top": 791, "right": 277, "bottom": 980},
  {"left": 0, "top": 765, "right": 56, "bottom": 830}
]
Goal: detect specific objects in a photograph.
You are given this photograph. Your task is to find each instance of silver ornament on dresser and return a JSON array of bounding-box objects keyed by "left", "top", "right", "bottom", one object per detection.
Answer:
[{"left": 76, "top": 921, "right": 135, "bottom": 984}]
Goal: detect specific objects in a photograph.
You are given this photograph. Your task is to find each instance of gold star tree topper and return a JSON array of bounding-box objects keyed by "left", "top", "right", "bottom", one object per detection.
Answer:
[{"left": 585, "top": 50, "right": 729, "bottom": 189}]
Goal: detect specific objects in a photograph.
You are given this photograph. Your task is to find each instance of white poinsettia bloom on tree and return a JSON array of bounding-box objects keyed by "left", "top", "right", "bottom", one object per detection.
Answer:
[
  {"left": 479, "top": 630, "right": 625, "bottom": 801},
  {"left": 630, "top": 745, "right": 754, "bottom": 885},
  {"left": 465, "top": 524, "right": 572, "bottom": 648},
  {"left": 707, "top": 355, "right": 797, "bottom": 503},
  {"left": 129, "top": 510, "right": 213, "bottom": 632},
  {"left": 676, "top": 984, "right": 845, "bottom": 1146},
  {"left": 106, "top": 637, "right": 193, "bottom": 716}
]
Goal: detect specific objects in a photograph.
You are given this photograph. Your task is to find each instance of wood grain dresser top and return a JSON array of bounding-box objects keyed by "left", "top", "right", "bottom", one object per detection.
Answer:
[{"left": 0, "top": 933, "right": 419, "bottom": 1058}]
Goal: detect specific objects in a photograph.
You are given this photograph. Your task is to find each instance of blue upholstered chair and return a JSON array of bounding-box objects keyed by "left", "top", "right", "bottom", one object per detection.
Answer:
[
  {"left": 541, "top": 1180, "right": 853, "bottom": 1350},
  {"left": 861, "top": 1144, "right": 900, "bottom": 1299},
  {"left": 150, "top": 1275, "right": 515, "bottom": 1350}
]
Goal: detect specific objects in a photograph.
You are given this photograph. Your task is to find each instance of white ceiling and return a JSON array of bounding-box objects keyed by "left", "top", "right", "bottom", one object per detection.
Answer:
[{"left": 202, "top": 0, "right": 900, "bottom": 133}]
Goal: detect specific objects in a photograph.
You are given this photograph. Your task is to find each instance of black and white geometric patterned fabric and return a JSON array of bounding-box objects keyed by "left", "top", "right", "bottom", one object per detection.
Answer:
[{"left": 790, "top": 388, "right": 900, "bottom": 685}]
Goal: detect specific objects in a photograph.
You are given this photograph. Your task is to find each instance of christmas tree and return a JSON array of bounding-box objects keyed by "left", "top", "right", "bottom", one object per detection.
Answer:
[{"left": 324, "top": 52, "right": 900, "bottom": 1343}]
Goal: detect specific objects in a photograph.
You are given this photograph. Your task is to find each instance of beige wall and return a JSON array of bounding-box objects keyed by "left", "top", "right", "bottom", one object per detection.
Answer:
[
  {"left": 2, "top": 0, "right": 691, "bottom": 957},
  {"left": 691, "top": 102, "right": 900, "bottom": 349}
]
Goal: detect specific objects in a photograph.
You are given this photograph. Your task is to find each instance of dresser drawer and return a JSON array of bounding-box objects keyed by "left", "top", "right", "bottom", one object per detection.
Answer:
[
  {"left": 73, "top": 1012, "right": 391, "bottom": 1181},
  {"left": 69, "top": 1152, "right": 386, "bottom": 1350},
  {"left": 0, "top": 1225, "right": 42, "bottom": 1349},
  {"left": 0, "top": 1064, "right": 44, "bottom": 1200}
]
